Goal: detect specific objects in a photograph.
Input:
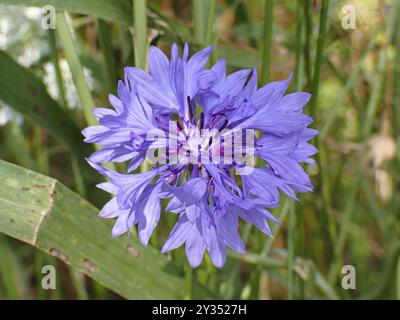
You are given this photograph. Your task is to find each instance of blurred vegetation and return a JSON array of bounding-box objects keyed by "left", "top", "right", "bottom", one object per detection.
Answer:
[{"left": 0, "top": 0, "right": 399, "bottom": 299}]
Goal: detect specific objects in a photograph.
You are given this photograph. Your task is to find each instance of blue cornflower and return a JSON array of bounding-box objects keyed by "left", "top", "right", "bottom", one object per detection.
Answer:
[{"left": 82, "top": 43, "right": 317, "bottom": 268}]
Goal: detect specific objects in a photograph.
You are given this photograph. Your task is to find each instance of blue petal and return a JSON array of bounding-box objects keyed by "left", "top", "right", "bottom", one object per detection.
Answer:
[
  {"left": 216, "top": 69, "right": 251, "bottom": 99},
  {"left": 117, "top": 170, "right": 158, "bottom": 209},
  {"left": 112, "top": 213, "right": 129, "bottom": 237},
  {"left": 257, "top": 134, "right": 299, "bottom": 157},
  {"left": 86, "top": 160, "right": 158, "bottom": 209},
  {"left": 127, "top": 153, "right": 146, "bottom": 172},
  {"left": 232, "top": 206, "right": 272, "bottom": 237},
  {"left": 148, "top": 46, "right": 174, "bottom": 98},
  {"left": 203, "top": 222, "right": 227, "bottom": 268},
  {"left": 109, "top": 94, "right": 124, "bottom": 114},
  {"left": 220, "top": 212, "right": 246, "bottom": 253},
  {"left": 241, "top": 110, "right": 313, "bottom": 137},
  {"left": 99, "top": 198, "right": 127, "bottom": 218},
  {"left": 82, "top": 125, "right": 108, "bottom": 139},
  {"left": 96, "top": 182, "right": 118, "bottom": 194},
  {"left": 124, "top": 68, "right": 179, "bottom": 112},
  {"left": 185, "top": 226, "right": 206, "bottom": 268},
  {"left": 166, "top": 196, "right": 185, "bottom": 213},
  {"left": 252, "top": 72, "right": 293, "bottom": 110},
  {"left": 168, "top": 177, "right": 208, "bottom": 206},
  {"left": 291, "top": 142, "right": 318, "bottom": 163},
  {"left": 89, "top": 146, "right": 139, "bottom": 163},
  {"left": 275, "top": 92, "right": 311, "bottom": 113},
  {"left": 83, "top": 128, "right": 131, "bottom": 146},
  {"left": 264, "top": 156, "right": 312, "bottom": 191},
  {"left": 92, "top": 108, "right": 116, "bottom": 120},
  {"left": 161, "top": 215, "right": 191, "bottom": 253},
  {"left": 137, "top": 183, "right": 162, "bottom": 246}
]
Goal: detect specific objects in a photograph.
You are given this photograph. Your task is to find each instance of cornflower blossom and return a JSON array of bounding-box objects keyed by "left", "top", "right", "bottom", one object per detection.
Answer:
[{"left": 82, "top": 43, "right": 317, "bottom": 268}]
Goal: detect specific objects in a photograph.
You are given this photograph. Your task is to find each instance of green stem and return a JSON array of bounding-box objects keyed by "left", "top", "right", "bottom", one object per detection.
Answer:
[
  {"left": 294, "top": 0, "right": 303, "bottom": 90},
  {"left": 308, "top": 0, "right": 331, "bottom": 266},
  {"left": 184, "top": 262, "right": 193, "bottom": 300},
  {"left": 132, "top": 0, "right": 149, "bottom": 173},
  {"left": 98, "top": 19, "right": 118, "bottom": 94},
  {"left": 56, "top": 12, "right": 96, "bottom": 126},
  {"left": 309, "top": 0, "right": 330, "bottom": 118},
  {"left": 393, "top": 3, "right": 400, "bottom": 138},
  {"left": 397, "top": 255, "right": 400, "bottom": 300},
  {"left": 287, "top": 202, "right": 295, "bottom": 299},
  {"left": 49, "top": 30, "right": 67, "bottom": 107},
  {"left": 303, "top": 0, "right": 312, "bottom": 85},
  {"left": 204, "top": 0, "right": 216, "bottom": 47},
  {"left": 261, "top": 0, "right": 273, "bottom": 85},
  {"left": 133, "top": 0, "right": 148, "bottom": 70},
  {"left": 53, "top": 13, "right": 88, "bottom": 196},
  {"left": 193, "top": 0, "right": 208, "bottom": 44},
  {"left": 71, "top": 155, "right": 87, "bottom": 197},
  {"left": 69, "top": 269, "right": 89, "bottom": 300},
  {"left": 328, "top": 175, "right": 361, "bottom": 283}
]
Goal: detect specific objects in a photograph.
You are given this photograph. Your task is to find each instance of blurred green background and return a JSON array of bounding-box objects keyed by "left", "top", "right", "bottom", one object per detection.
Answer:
[{"left": 0, "top": 0, "right": 399, "bottom": 300}]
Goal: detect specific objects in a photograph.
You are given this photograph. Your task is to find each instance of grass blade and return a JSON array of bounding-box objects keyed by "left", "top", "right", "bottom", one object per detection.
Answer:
[
  {"left": 309, "top": 0, "right": 330, "bottom": 118},
  {"left": 56, "top": 12, "right": 96, "bottom": 126},
  {"left": 287, "top": 202, "right": 295, "bottom": 299},
  {"left": 48, "top": 30, "right": 67, "bottom": 107},
  {"left": 132, "top": 0, "right": 148, "bottom": 70},
  {"left": 393, "top": 3, "right": 400, "bottom": 138},
  {"left": 193, "top": 0, "right": 208, "bottom": 44},
  {"left": 204, "top": 0, "right": 217, "bottom": 47},
  {"left": 261, "top": 0, "right": 273, "bottom": 85},
  {"left": 98, "top": 19, "right": 118, "bottom": 95},
  {"left": 303, "top": 0, "right": 312, "bottom": 85}
]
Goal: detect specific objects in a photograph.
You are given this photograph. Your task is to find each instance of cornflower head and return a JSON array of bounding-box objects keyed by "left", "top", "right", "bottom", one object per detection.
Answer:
[{"left": 82, "top": 43, "right": 318, "bottom": 268}]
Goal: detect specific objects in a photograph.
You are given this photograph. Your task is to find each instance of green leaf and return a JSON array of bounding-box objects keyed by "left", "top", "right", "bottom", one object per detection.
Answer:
[
  {"left": 0, "top": 50, "right": 90, "bottom": 158},
  {"left": 0, "top": 0, "right": 190, "bottom": 42},
  {"left": 0, "top": 0, "right": 132, "bottom": 24},
  {"left": 0, "top": 160, "right": 214, "bottom": 299},
  {"left": 0, "top": 0, "right": 260, "bottom": 69},
  {"left": 55, "top": 12, "right": 97, "bottom": 126},
  {"left": 132, "top": 0, "right": 148, "bottom": 70}
]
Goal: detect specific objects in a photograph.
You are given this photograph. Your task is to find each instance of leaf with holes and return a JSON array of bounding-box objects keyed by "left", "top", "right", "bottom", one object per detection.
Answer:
[{"left": 0, "top": 160, "right": 214, "bottom": 299}]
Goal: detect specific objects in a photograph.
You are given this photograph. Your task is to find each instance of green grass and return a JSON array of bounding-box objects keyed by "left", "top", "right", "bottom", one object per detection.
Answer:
[{"left": 0, "top": 0, "right": 399, "bottom": 300}]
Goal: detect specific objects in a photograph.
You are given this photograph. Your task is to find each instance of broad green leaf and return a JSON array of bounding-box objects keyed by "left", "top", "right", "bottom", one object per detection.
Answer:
[
  {"left": 0, "top": 160, "right": 214, "bottom": 299},
  {"left": 0, "top": 50, "right": 90, "bottom": 159}
]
